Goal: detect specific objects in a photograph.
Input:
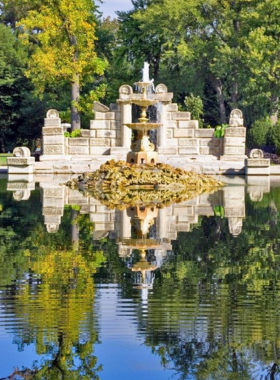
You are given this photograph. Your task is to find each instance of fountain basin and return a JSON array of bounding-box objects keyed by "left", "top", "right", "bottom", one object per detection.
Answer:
[
  {"left": 132, "top": 99, "right": 158, "bottom": 108},
  {"left": 125, "top": 122, "right": 162, "bottom": 132}
]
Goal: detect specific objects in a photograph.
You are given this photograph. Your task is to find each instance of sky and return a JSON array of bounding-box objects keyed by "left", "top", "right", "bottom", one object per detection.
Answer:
[{"left": 98, "top": 0, "right": 133, "bottom": 18}]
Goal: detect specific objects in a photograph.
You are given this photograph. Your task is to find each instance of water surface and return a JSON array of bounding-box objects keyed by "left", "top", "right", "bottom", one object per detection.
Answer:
[{"left": 1, "top": 176, "right": 280, "bottom": 379}]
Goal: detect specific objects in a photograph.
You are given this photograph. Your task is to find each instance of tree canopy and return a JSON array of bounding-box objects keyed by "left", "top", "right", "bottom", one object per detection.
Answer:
[{"left": 0, "top": 0, "right": 280, "bottom": 146}]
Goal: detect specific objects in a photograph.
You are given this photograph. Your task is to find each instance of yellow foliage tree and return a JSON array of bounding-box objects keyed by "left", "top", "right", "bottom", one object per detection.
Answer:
[{"left": 18, "top": 0, "right": 107, "bottom": 130}]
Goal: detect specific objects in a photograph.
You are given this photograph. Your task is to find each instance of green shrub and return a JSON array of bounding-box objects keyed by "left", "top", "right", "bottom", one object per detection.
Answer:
[
  {"left": 70, "top": 129, "right": 81, "bottom": 138},
  {"left": 247, "top": 118, "right": 273, "bottom": 147},
  {"left": 184, "top": 93, "right": 204, "bottom": 127},
  {"left": 64, "top": 129, "right": 81, "bottom": 138},
  {"left": 214, "top": 124, "right": 228, "bottom": 138}
]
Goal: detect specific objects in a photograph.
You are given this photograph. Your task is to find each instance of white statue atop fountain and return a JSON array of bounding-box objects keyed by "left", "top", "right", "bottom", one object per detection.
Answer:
[{"left": 126, "top": 62, "right": 162, "bottom": 164}]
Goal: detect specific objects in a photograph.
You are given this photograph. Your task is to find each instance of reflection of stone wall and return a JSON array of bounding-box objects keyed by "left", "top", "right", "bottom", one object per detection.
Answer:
[
  {"left": 37, "top": 184, "right": 247, "bottom": 238},
  {"left": 7, "top": 177, "right": 271, "bottom": 238}
]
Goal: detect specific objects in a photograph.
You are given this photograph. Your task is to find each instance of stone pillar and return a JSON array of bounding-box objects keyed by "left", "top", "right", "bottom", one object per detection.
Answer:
[
  {"left": 154, "top": 84, "right": 174, "bottom": 154},
  {"left": 114, "top": 85, "right": 133, "bottom": 153},
  {"left": 220, "top": 109, "right": 247, "bottom": 161},
  {"left": 120, "top": 101, "right": 132, "bottom": 149},
  {"left": 157, "top": 102, "right": 168, "bottom": 148},
  {"left": 41, "top": 109, "right": 65, "bottom": 161}
]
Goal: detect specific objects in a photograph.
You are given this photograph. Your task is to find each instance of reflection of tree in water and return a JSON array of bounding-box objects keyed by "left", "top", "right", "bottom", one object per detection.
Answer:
[
  {"left": 145, "top": 332, "right": 255, "bottom": 380},
  {"left": 139, "top": 198, "right": 280, "bottom": 380},
  {"left": 0, "top": 206, "right": 104, "bottom": 379}
]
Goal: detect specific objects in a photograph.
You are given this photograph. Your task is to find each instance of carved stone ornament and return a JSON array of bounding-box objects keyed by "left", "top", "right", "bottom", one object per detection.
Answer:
[
  {"left": 42, "top": 127, "right": 63, "bottom": 136},
  {"left": 46, "top": 109, "right": 60, "bottom": 119},
  {"left": 155, "top": 83, "right": 168, "bottom": 93},
  {"left": 246, "top": 159, "right": 270, "bottom": 167},
  {"left": 7, "top": 157, "right": 34, "bottom": 166},
  {"left": 225, "top": 127, "right": 246, "bottom": 137},
  {"left": 44, "top": 145, "right": 64, "bottom": 154},
  {"left": 230, "top": 109, "right": 243, "bottom": 119},
  {"left": 249, "top": 148, "right": 264, "bottom": 159},
  {"left": 224, "top": 146, "right": 245, "bottom": 155},
  {"left": 229, "top": 109, "right": 244, "bottom": 127},
  {"left": 249, "top": 189, "right": 263, "bottom": 202},
  {"left": 46, "top": 223, "right": 60, "bottom": 233},
  {"left": 13, "top": 147, "right": 31, "bottom": 158},
  {"left": 119, "top": 85, "right": 133, "bottom": 96},
  {"left": 44, "top": 188, "right": 64, "bottom": 198},
  {"left": 228, "top": 217, "right": 243, "bottom": 237},
  {"left": 13, "top": 190, "right": 31, "bottom": 201}
]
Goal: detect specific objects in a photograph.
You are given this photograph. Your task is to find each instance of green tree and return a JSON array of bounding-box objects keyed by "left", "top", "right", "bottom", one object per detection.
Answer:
[
  {"left": 0, "top": 23, "right": 32, "bottom": 151},
  {"left": 242, "top": 0, "right": 280, "bottom": 121},
  {"left": 17, "top": 0, "right": 107, "bottom": 130},
  {"left": 131, "top": 0, "right": 280, "bottom": 126},
  {"left": 271, "top": 121, "right": 280, "bottom": 155}
]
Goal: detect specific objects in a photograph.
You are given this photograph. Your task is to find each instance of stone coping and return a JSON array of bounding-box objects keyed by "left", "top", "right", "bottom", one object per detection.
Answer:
[
  {"left": 7, "top": 157, "right": 35, "bottom": 165},
  {"left": 29, "top": 157, "right": 273, "bottom": 176},
  {"left": 3, "top": 156, "right": 279, "bottom": 176}
]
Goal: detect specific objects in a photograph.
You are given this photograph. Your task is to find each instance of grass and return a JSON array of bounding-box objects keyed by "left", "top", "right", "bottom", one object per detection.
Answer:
[{"left": 0, "top": 153, "right": 12, "bottom": 166}]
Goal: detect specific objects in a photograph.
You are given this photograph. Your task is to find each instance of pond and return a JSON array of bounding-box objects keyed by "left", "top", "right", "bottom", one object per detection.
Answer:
[{"left": 1, "top": 175, "right": 280, "bottom": 380}]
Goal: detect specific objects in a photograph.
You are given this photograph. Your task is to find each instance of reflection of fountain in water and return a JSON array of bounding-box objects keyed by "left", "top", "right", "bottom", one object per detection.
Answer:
[
  {"left": 117, "top": 206, "right": 166, "bottom": 289},
  {"left": 134, "top": 270, "right": 155, "bottom": 289}
]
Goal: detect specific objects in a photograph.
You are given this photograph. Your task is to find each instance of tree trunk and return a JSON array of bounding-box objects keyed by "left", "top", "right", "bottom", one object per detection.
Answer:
[
  {"left": 231, "top": 78, "right": 239, "bottom": 109},
  {"left": 213, "top": 77, "right": 227, "bottom": 124},
  {"left": 71, "top": 209, "right": 79, "bottom": 252},
  {"left": 71, "top": 77, "right": 81, "bottom": 130},
  {"left": 270, "top": 92, "right": 279, "bottom": 125},
  {"left": 70, "top": 34, "right": 81, "bottom": 130}
]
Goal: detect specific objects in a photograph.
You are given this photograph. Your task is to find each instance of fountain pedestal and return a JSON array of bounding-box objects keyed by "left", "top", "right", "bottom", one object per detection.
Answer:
[
  {"left": 127, "top": 128, "right": 159, "bottom": 164},
  {"left": 127, "top": 150, "right": 158, "bottom": 165}
]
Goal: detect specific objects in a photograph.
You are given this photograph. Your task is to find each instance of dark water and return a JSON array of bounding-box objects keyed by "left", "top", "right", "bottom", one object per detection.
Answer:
[{"left": 1, "top": 176, "right": 280, "bottom": 379}]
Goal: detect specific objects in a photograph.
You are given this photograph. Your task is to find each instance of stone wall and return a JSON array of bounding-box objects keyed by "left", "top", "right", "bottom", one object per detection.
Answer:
[
  {"left": 158, "top": 103, "right": 222, "bottom": 156},
  {"left": 40, "top": 84, "right": 247, "bottom": 163}
]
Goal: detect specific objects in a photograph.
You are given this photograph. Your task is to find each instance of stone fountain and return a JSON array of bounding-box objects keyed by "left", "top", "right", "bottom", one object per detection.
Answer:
[
  {"left": 65, "top": 63, "right": 224, "bottom": 200},
  {"left": 126, "top": 63, "right": 162, "bottom": 164}
]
